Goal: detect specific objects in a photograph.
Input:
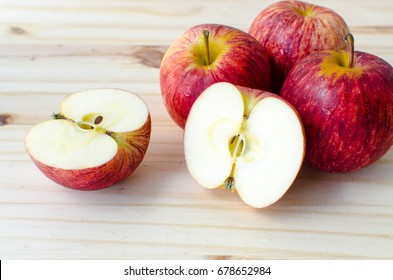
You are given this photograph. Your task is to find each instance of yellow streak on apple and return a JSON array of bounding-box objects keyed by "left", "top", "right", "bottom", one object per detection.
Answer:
[
  {"left": 319, "top": 51, "right": 363, "bottom": 80},
  {"left": 319, "top": 34, "right": 364, "bottom": 81}
]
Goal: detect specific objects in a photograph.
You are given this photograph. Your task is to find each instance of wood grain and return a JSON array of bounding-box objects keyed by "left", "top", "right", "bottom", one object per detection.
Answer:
[{"left": 1, "top": 0, "right": 393, "bottom": 259}]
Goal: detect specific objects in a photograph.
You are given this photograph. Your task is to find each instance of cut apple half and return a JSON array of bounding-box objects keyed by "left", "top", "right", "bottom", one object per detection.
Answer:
[
  {"left": 25, "top": 88, "right": 151, "bottom": 191},
  {"left": 184, "top": 82, "right": 305, "bottom": 208}
]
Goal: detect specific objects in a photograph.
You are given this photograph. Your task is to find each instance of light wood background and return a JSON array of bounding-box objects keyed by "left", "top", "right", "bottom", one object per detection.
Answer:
[{"left": 0, "top": 0, "right": 392, "bottom": 259}]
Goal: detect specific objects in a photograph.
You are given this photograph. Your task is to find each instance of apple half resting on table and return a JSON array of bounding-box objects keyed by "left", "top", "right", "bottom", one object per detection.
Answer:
[
  {"left": 25, "top": 88, "right": 151, "bottom": 191},
  {"left": 184, "top": 82, "right": 305, "bottom": 208}
]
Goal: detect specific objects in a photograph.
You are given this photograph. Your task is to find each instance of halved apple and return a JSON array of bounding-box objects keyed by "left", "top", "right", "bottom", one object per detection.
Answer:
[
  {"left": 184, "top": 82, "right": 305, "bottom": 208},
  {"left": 25, "top": 88, "right": 151, "bottom": 191}
]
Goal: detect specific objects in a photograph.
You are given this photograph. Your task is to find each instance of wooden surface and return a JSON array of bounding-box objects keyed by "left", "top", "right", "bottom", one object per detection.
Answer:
[{"left": 1, "top": 0, "right": 392, "bottom": 259}]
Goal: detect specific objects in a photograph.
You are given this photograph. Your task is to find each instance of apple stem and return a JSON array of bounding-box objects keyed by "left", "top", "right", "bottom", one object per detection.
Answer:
[
  {"left": 52, "top": 113, "right": 73, "bottom": 122},
  {"left": 345, "top": 33, "right": 355, "bottom": 68},
  {"left": 203, "top": 29, "right": 211, "bottom": 66}
]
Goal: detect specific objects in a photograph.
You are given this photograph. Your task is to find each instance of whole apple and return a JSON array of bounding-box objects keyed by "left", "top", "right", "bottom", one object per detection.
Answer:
[
  {"left": 160, "top": 24, "right": 271, "bottom": 128},
  {"left": 25, "top": 89, "right": 151, "bottom": 190},
  {"left": 249, "top": 0, "right": 350, "bottom": 93},
  {"left": 281, "top": 34, "right": 393, "bottom": 172}
]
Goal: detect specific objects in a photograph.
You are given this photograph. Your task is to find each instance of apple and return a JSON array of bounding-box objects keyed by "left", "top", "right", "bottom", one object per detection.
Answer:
[
  {"left": 249, "top": 0, "right": 350, "bottom": 93},
  {"left": 281, "top": 34, "right": 393, "bottom": 172},
  {"left": 160, "top": 24, "right": 271, "bottom": 128},
  {"left": 184, "top": 82, "right": 305, "bottom": 208},
  {"left": 25, "top": 88, "right": 151, "bottom": 190}
]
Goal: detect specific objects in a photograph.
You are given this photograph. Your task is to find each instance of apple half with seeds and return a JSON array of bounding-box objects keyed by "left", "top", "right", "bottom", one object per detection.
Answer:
[
  {"left": 184, "top": 82, "right": 305, "bottom": 208},
  {"left": 25, "top": 88, "right": 151, "bottom": 191}
]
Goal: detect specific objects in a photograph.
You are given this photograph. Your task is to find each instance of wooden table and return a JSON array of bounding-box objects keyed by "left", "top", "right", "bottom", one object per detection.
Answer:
[{"left": 1, "top": 0, "right": 392, "bottom": 259}]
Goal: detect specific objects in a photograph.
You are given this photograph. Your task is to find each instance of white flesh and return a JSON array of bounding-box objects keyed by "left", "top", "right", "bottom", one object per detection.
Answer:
[
  {"left": 235, "top": 97, "right": 304, "bottom": 208},
  {"left": 62, "top": 88, "right": 149, "bottom": 132},
  {"left": 25, "top": 88, "right": 149, "bottom": 170},
  {"left": 184, "top": 82, "right": 244, "bottom": 188},
  {"left": 184, "top": 82, "right": 304, "bottom": 208},
  {"left": 25, "top": 120, "right": 117, "bottom": 169}
]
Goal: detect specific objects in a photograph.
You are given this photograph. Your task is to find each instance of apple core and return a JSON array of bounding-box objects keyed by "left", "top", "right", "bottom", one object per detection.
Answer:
[
  {"left": 225, "top": 133, "right": 246, "bottom": 191},
  {"left": 53, "top": 113, "right": 110, "bottom": 135}
]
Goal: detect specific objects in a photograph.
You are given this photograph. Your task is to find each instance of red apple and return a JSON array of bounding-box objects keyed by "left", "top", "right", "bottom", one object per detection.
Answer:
[
  {"left": 249, "top": 0, "right": 350, "bottom": 93},
  {"left": 184, "top": 82, "right": 305, "bottom": 208},
  {"left": 281, "top": 34, "right": 393, "bottom": 172},
  {"left": 160, "top": 24, "right": 271, "bottom": 128},
  {"left": 25, "top": 88, "right": 151, "bottom": 190}
]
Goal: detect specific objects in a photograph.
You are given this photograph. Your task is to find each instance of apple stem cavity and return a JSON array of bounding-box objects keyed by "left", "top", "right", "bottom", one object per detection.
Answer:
[
  {"left": 203, "top": 29, "right": 211, "bottom": 66},
  {"left": 345, "top": 33, "right": 355, "bottom": 68}
]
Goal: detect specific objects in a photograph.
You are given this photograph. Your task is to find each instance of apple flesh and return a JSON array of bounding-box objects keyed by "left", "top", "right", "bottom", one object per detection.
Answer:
[
  {"left": 184, "top": 82, "right": 305, "bottom": 208},
  {"left": 25, "top": 88, "right": 151, "bottom": 190},
  {"left": 160, "top": 24, "right": 271, "bottom": 128},
  {"left": 281, "top": 35, "right": 393, "bottom": 172},
  {"left": 249, "top": 0, "right": 350, "bottom": 93}
]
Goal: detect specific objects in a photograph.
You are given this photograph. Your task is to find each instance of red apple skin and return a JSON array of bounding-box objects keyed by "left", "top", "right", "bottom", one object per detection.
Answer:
[
  {"left": 160, "top": 24, "right": 271, "bottom": 128},
  {"left": 28, "top": 116, "right": 151, "bottom": 191},
  {"left": 281, "top": 51, "right": 393, "bottom": 172},
  {"left": 249, "top": 0, "right": 349, "bottom": 93}
]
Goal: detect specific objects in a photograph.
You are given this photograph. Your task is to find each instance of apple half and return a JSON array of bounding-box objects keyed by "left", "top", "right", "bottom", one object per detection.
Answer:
[
  {"left": 25, "top": 88, "right": 151, "bottom": 191},
  {"left": 184, "top": 82, "right": 305, "bottom": 208}
]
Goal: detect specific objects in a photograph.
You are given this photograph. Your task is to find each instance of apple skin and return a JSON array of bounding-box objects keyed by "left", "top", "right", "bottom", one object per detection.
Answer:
[
  {"left": 160, "top": 24, "right": 271, "bottom": 128},
  {"left": 27, "top": 116, "right": 151, "bottom": 191},
  {"left": 249, "top": 0, "right": 350, "bottom": 93},
  {"left": 281, "top": 50, "right": 393, "bottom": 172}
]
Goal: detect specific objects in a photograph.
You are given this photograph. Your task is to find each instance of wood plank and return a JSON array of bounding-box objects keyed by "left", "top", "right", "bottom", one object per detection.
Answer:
[{"left": 1, "top": 125, "right": 393, "bottom": 259}]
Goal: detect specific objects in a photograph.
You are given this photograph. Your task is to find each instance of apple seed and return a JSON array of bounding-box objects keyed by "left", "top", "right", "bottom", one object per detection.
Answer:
[{"left": 94, "top": 115, "right": 103, "bottom": 125}]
